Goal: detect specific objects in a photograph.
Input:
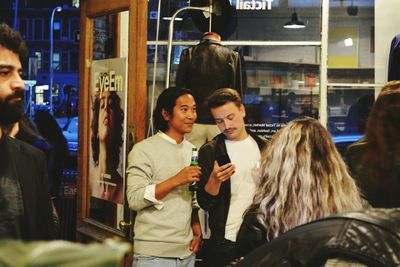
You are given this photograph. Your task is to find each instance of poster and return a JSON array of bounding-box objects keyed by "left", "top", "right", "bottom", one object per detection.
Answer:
[
  {"left": 328, "top": 27, "right": 359, "bottom": 68},
  {"left": 89, "top": 58, "right": 127, "bottom": 204}
]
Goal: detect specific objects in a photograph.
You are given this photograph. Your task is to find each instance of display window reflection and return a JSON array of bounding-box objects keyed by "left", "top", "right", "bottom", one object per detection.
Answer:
[{"left": 146, "top": 0, "right": 376, "bottom": 150}]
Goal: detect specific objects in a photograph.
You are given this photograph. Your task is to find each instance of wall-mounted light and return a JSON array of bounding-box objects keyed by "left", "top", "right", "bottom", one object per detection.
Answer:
[{"left": 283, "top": 11, "right": 306, "bottom": 29}]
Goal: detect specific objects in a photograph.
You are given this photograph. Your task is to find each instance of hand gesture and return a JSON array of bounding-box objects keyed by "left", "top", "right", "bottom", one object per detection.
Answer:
[{"left": 210, "top": 160, "right": 235, "bottom": 183}]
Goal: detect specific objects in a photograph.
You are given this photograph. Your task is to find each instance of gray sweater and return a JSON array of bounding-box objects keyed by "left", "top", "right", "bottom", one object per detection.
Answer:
[{"left": 126, "top": 133, "right": 196, "bottom": 258}]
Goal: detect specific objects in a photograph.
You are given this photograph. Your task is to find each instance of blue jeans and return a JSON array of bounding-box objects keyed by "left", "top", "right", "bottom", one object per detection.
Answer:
[{"left": 133, "top": 253, "right": 195, "bottom": 267}]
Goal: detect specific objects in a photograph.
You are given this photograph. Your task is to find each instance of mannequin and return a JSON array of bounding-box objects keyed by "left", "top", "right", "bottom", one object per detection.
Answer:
[{"left": 176, "top": 32, "right": 243, "bottom": 148}]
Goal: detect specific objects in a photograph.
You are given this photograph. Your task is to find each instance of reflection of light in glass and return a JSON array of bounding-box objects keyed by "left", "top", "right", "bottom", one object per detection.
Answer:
[
  {"left": 163, "top": 17, "right": 183, "bottom": 21},
  {"left": 344, "top": 38, "right": 353, "bottom": 47}
]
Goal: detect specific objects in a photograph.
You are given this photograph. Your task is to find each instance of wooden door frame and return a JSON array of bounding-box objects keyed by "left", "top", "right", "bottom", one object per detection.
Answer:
[{"left": 77, "top": 0, "right": 147, "bottom": 241}]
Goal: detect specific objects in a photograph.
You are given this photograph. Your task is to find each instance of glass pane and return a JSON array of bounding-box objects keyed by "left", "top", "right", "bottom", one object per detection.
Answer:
[
  {"left": 19, "top": 19, "right": 29, "bottom": 40},
  {"left": 327, "top": 85, "right": 376, "bottom": 156},
  {"left": 327, "top": 1, "right": 374, "bottom": 79},
  {"left": 147, "top": 0, "right": 321, "bottom": 41},
  {"left": 87, "top": 12, "right": 129, "bottom": 229},
  {"left": 34, "top": 19, "right": 44, "bottom": 40},
  {"left": 34, "top": 51, "right": 42, "bottom": 70},
  {"left": 328, "top": 85, "right": 375, "bottom": 134},
  {"left": 327, "top": 0, "right": 375, "bottom": 154},
  {"left": 241, "top": 54, "right": 320, "bottom": 139},
  {"left": 148, "top": 45, "right": 320, "bottom": 139}
]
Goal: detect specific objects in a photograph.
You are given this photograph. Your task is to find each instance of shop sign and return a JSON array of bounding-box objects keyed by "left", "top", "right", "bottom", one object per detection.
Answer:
[{"left": 231, "top": 0, "right": 274, "bottom": 11}]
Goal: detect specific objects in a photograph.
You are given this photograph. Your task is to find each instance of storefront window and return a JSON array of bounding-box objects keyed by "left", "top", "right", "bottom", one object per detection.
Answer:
[
  {"left": 327, "top": 0, "right": 375, "bottom": 140},
  {"left": 147, "top": 0, "right": 322, "bottom": 41},
  {"left": 147, "top": 0, "right": 379, "bottom": 149}
]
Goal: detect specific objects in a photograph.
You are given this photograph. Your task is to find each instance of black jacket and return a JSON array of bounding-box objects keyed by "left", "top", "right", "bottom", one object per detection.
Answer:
[
  {"left": 197, "top": 130, "right": 266, "bottom": 244},
  {"left": 235, "top": 208, "right": 400, "bottom": 267},
  {"left": 234, "top": 206, "right": 266, "bottom": 259},
  {"left": 0, "top": 136, "right": 56, "bottom": 240},
  {"left": 176, "top": 43, "right": 243, "bottom": 124}
]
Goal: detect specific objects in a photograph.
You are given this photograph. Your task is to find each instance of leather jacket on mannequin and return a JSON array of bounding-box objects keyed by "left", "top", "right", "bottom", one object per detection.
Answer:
[{"left": 176, "top": 32, "right": 243, "bottom": 124}]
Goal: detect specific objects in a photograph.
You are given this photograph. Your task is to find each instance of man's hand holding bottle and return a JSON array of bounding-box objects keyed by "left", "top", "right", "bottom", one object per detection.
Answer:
[{"left": 173, "top": 166, "right": 202, "bottom": 187}]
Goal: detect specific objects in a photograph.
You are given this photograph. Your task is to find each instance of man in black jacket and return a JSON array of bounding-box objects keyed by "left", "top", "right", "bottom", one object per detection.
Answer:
[
  {"left": 197, "top": 88, "right": 266, "bottom": 266},
  {"left": 0, "top": 23, "right": 55, "bottom": 240},
  {"left": 176, "top": 32, "right": 243, "bottom": 149}
]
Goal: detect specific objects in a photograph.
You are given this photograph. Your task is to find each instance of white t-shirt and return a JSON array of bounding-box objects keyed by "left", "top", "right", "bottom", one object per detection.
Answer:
[{"left": 224, "top": 135, "right": 261, "bottom": 242}]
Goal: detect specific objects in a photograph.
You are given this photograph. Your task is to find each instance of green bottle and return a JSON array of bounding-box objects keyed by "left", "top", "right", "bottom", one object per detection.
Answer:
[{"left": 188, "top": 147, "right": 199, "bottom": 192}]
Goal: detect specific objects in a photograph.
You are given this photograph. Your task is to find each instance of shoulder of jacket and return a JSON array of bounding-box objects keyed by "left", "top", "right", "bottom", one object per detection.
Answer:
[
  {"left": 199, "top": 139, "right": 217, "bottom": 153},
  {"left": 199, "top": 134, "right": 223, "bottom": 152}
]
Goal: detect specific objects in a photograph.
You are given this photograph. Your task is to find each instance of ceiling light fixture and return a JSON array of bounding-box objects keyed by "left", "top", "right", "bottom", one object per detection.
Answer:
[
  {"left": 283, "top": 11, "right": 306, "bottom": 29},
  {"left": 163, "top": 17, "right": 183, "bottom": 21}
]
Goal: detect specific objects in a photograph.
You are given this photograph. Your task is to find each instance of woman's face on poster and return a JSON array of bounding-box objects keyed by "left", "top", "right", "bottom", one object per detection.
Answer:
[{"left": 98, "top": 91, "right": 114, "bottom": 142}]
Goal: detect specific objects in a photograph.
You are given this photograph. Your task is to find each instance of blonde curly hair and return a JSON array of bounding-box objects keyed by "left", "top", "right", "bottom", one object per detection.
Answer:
[{"left": 253, "top": 117, "right": 364, "bottom": 241}]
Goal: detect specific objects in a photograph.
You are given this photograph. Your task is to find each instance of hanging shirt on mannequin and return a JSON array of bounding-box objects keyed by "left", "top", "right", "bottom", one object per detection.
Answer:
[{"left": 176, "top": 32, "right": 243, "bottom": 148}]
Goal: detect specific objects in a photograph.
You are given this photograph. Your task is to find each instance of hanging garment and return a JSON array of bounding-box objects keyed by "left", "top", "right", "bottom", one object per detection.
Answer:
[{"left": 176, "top": 32, "right": 243, "bottom": 124}]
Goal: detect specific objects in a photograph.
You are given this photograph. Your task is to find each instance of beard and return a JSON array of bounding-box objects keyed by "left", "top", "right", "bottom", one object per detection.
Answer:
[{"left": 0, "top": 90, "right": 25, "bottom": 126}]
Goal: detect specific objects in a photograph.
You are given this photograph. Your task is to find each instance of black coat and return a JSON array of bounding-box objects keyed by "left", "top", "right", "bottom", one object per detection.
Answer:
[
  {"left": 0, "top": 136, "right": 56, "bottom": 240},
  {"left": 176, "top": 43, "right": 243, "bottom": 124},
  {"left": 234, "top": 207, "right": 266, "bottom": 259},
  {"left": 235, "top": 208, "right": 400, "bottom": 267}
]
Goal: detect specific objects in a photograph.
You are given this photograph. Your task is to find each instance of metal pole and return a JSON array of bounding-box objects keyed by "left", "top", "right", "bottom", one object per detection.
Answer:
[
  {"left": 49, "top": 6, "right": 62, "bottom": 115},
  {"left": 165, "top": 6, "right": 211, "bottom": 88},
  {"left": 208, "top": 1, "right": 212, "bottom": 32},
  {"left": 319, "top": 0, "right": 329, "bottom": 127}
]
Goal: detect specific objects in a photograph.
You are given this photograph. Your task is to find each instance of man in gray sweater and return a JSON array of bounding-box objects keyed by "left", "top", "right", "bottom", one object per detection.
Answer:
[{"left": 126, "top": 87, "right": 202, "bottom": 267}]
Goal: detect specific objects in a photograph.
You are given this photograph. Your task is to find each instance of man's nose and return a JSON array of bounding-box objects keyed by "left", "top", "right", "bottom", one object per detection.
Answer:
[
  {"left": 222, "top": 119, "right": 230, "bottom": 129},
  {"left": 187, "top": 109, "right": 196, "bottom": 119},
  {"left": 11, "top": 74, "right": 25, "bottom": 91}
]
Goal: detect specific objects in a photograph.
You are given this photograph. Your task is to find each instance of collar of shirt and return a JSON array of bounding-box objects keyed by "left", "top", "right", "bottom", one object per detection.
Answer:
[{"left": 157, "top": 131, "right": 186, "bottom": 145}]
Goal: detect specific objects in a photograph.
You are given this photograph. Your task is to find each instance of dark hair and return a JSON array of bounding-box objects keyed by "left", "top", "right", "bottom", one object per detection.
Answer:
[
  {"left": 2, "top": 114, "right": 44, "bottom": 144},
  {"left": 0, "top": 23, "right": 28, "bottom": 61},
  {"left": 207, "top": 88, "right": 242, "bottom": 109},
  {"left": 34, "top": 110, "right": 69, "bottom": 197},
  {"left": 91, "top": 91, "right": 124, "bottom": 169},
  {"left": 154, "top": 87, "right": 194, "bottom": 132},
  {"left": 16, "top": 114, "right": 45, "bottom": 145},
  {"left": 363, "top": 81, "right": 400, "bottom": 177}
]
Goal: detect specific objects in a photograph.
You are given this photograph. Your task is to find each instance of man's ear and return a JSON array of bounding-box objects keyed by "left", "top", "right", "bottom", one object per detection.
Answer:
[
  {"left": 240, "top": 104, "right": 246, "bottom": 118},
  {"left": 161, "top": 108, "right": 171, "bottom": 121}
]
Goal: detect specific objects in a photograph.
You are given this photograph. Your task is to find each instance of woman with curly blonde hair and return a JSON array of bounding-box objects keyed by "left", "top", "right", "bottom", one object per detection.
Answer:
[{"left": 234, "top": 117, "right": 364, "bottom": 259}]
